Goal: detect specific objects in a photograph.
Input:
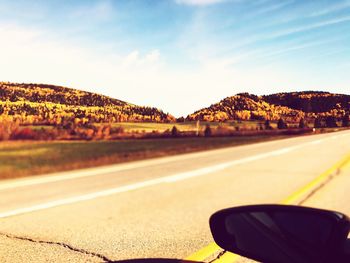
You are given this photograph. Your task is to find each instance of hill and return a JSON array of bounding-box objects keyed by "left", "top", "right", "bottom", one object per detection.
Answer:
[
  {"left": 263, "top": 91, "right": 350, "bottom": 113},
  {"left": 0, "top": 82, "right": 175, "bottom": 125},
  {"left": 1, "top": 82, "right": 349, "bottom": 126},
  {"left": 186, "top": 91, "right": 350, "bottom": 122}
]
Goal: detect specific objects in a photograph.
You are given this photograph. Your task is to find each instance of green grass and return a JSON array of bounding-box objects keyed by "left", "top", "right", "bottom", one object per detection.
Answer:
[
  {"left": 111, "top": 120, "right": 274, "bottom": 132},
  {"left": 22, "top": 120, "right": 280, "bottom": 133},
  {"left": 24, "top": 125, "right": 54, "bottom": 130},
  {"left": 0, "top": 135, "right": 289, "bottom": 180}
]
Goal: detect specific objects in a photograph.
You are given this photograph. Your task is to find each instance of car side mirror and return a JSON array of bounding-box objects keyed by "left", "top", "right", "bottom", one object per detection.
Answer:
[{"left": 210, "top": 205, "right": 350, "bottom": 263}]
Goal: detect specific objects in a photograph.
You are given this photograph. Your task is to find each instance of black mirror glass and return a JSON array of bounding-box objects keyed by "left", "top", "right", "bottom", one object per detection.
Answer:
[{"left": 210, "top": 205, "right": 349, "bottom": 263}]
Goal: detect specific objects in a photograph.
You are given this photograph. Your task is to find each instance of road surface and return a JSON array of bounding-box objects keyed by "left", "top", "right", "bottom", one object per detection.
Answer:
[{"left": 1, "top": 130, "right": 350, "bottom": 262}]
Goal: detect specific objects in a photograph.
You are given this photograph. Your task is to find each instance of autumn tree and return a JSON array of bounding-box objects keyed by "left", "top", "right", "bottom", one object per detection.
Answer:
[
  {"left": 0, "top": 82, "right": 176, "bottom": 126},
  {"left": 277, "top": 118, "right": 287, "bottom": 129},
  {"left": 176, "top": 117, "right": 185, "bottom": 123},
  {"left": 171, "top": 126, "right": 179, "bottom": 137},
  {"left": 204, "top": 124, "right": 212, "bottom": 137},
  {"left": 314, "top": 117, "right": 322, "bottom": 128},
  {"left": 325, "top": 116, "right": 338, "bottom": 128},
  {"left": 342, "top": 114, "right": 350, "bottom": 127},
  {"left": 0, "top": 116, "right": 19, "bottom": 140},
  {"left": 264, "top": 120, "right": 273, "bottom": 130}
]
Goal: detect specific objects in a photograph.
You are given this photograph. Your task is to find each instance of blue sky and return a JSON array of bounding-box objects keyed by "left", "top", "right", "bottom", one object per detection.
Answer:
[{"left": 0, "top": 0, "right": 349, "bottom": 116}]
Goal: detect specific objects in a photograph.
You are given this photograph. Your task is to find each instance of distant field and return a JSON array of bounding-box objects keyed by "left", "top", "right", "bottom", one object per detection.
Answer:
[
  {"left": 23, "top": 120, "right": 269, "bottom": 133},
  {"left": 110, "top": 120, "right": 280, "bottom": 132},
  {"left": 0, "top": 135, "right": 291, "bottom": 180}
]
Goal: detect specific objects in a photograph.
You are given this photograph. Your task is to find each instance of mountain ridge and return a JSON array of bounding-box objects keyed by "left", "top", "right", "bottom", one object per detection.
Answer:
[
  {"left": 1, "top": 82, "right": 350, "bottom": 125},
  {"left": 0, "top": 82, "right": 175, "bottom": 125},
  {"left": 186, "top": 91, "right": 350, "bottom": 122}
]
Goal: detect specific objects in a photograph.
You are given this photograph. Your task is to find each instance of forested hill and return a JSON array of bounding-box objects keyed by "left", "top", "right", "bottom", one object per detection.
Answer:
[
  {"left": 263, "top": 91, "right": 350, "bottom": 113},
  {"left": 0, "top": 82, "right": 128, "bottom": 107},
  {"left": 186, "top": 92, "right": 350, "bottom": 122},
  {"left": 2, "top": 82, "right": 349, "bottom": 125},
  {"left": 0, "top": 82, "right": 175, "bottom": 125}
]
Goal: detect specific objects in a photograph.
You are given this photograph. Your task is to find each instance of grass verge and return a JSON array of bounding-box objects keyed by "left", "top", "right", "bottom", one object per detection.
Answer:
[{"left": 0, "top": 135, "right": 292, "bottom": 180}]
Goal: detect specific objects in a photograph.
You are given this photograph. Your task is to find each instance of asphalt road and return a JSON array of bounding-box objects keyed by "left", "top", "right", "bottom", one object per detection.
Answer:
[{"left": 1, "top": 131, "right": 350, "bottom": 262}]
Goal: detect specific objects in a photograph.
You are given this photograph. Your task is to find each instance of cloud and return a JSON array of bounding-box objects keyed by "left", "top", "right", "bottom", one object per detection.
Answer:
[
  {"left": 309, "top": 1, "right": 350, "bottom": 17},
  {"left": 145, "top": 50, "right": 160, "bottom": 63},
  {"left": 0, "top": 21, "right": 297, "bottom": 117},
  {"left": 214, "top": 15, "right": 350, "bottom": 57},
  {"left": 247, "top": 0, "right": 294, "bottom": 17},
  {"left": 267, "top": 16, "right": 350, "bottom": 40},
  {"left": 0, "top": 2, "right": 49, "bottom": 21},
  {"left": 0, "top": 23, "right": 162, "bottom": 104},
  {"left": 123, "top": 50, "right": 161, "bottom": 68},
  {"left": 249, "top": 39, "right": 337, "bottom": 64},
  {"left": 69, "top": 0, "right": 114, "bottom": 22},
  {"left": 0, "top": 12, "right": 349, "bottom": 118},
  {"left": 175, "top": 0, "right": 226, "bottom": 6}
]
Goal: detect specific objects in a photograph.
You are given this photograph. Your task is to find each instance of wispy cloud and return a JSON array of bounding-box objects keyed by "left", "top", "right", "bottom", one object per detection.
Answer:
[
  {"left": 0, "top": 23, "right": 162, "bottom": 102},
  {"left": 175, "top": 0, "right": 226, "bottom": 6},
  {"left": 266, "top": 16, "right": 350, "bottom": 40},
  {"left": 123, "top": 49, "right": 161, "bottom": 68},
  {"left": 69, "top": 0, "right": 114, "bottom": 22},
  {"left": 0, "top": 0, "right": 349, "bottom": 115},
  {"left": 309, "top": 0, "right": 350, "bottom": 17},
  {"left": 247, "top": 0, "right": 294, "bottom": 17},
  {"left": 300, "top": 47, "right": 350, "bottom": 64},
  {"left": 0, "top": 22, "right": 297, "bottom": 117},
  {"left": 252, "top": 39, "right": 339, "bottom": 64},
  {"left": 0, "top": 1, "right": 48, "bottom": 21},
  {"left": 199, "top": 38, "right": 332, "bottom": 69},
  {"left": 221, "top": 15, "right": 350, "bottom": 54}
]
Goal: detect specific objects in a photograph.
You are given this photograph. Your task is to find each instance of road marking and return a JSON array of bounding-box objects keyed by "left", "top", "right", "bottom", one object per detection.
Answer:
[
  {"left": 0, "top": 155, "right": 206, "bottom": 191},
  {"left": 185, "top": 242, "right": 222, "bottom": 262},
  {"left": 164, "top": 146, "right": 299, "bottom": 183},
  {"left": 213, "top": 252, "right": 240, "bottom": 263},
  {"left": 0, "top": 138, "right": 299, "bottom": 191},
  {"left": 281, "top": 154, "right": 348, "bottom": 205},
  {"left": 0, "top": 140, "right": 324, "bottom": 218},
  {"left": 310, "top": 139, "right": 324, "bottom": 145},
  {"left": 0, "top": 177, "right": 166, "bottom": 218},
  {"left": 0, "top": 132, "right": 341, "bottom": 191},
  {"left": 186, "top": 151, "right": 350, "bottom": 263}
]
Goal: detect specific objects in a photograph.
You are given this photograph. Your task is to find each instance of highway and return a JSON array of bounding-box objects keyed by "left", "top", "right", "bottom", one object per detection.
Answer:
[{"left": 1, "top": 130, "right": 350, "bottom": 262}]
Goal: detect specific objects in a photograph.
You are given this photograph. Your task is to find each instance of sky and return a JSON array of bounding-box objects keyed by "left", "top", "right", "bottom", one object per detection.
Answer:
[{"left": 0, "top": 0, "right": 349, "bottom": 117}]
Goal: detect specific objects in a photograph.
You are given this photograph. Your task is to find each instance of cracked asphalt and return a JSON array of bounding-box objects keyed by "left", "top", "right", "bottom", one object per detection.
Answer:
[
  {"left": 0, "top": 234, "right": 103, "bottom": 262},
  {"left": 1, "top": 229, "right": 115, "bottom": 262},
  {"left": 1, "top": 130, "right": 350, "bottom": 262}
]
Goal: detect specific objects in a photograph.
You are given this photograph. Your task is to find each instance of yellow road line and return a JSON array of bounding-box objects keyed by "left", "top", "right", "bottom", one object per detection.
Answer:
[
  {"left": 211, "top": 252, "right": 240, "bottom": 263},
  {"left": 185, "top": 242, "right": 222, "bottom": 262},
  {"left": 186, "top": 152, "right": 350, "bottom": 263},
  {"left": 282, "top": 152, "right": 350, "bottom": 205},
  {"left": 342, "top": 157, "right": 350, "bottom": 170}
]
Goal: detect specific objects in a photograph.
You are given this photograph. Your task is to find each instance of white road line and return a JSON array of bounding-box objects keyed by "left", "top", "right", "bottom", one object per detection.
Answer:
[
  {"left": 0, "top": 162, "right": 155, "bottom": 191},
  {"left": 0, "top": 137, "right": 287, "bottom": 191},
  {"left": 164, "top": 146, "right": 300, "bottom": 183},
  {"left": 310, "top": 139, "right": 324, "bottom": 145},
  {"left": 0, "top": 142, "right": 316, "bottom": 218},
  {"left": 0, "top": 134, "right": 336, "bottom": 191},
  {"left": 0, "top": 178, "right": 165, "bottom": 218}
]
